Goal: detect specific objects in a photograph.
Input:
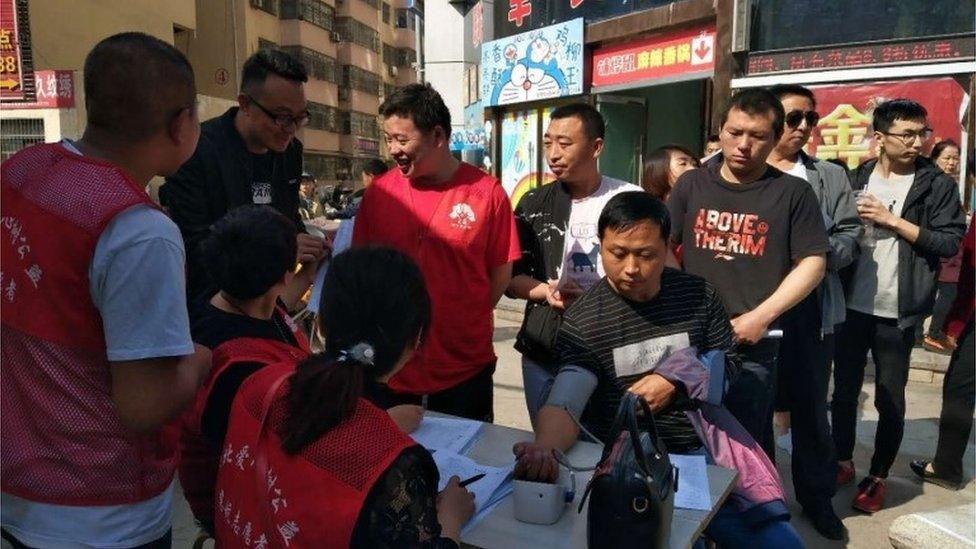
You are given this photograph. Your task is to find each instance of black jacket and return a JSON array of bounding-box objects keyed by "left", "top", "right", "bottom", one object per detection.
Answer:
[
  {"left": 844, "top": 157, "right": 966, "bottom": 328},
  {"left": 160, "top": 107, "right": 304, "bottom": 304},
  {"left": 511, "top": 181, "right": 573, "bottom": 366}
]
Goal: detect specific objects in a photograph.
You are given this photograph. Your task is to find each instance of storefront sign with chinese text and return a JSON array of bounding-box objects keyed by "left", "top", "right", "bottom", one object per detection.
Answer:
[
  {"left": 0, "top": 0, "right": 33, "bottom": 103},
  {"left": 3, "top": 70, "right": 74, "bottom": 109},
  {"left": 747, "top": 35, "right": 974, "bottom": 76},
  {"left": 481, "top": 18, "right": 583, "bottom": 107},
  {"left": 805, "top": 78, "right": 967, "bottom": 170},
  {"left": 591, "top": 26, "right": 716, "bottom": 90}
]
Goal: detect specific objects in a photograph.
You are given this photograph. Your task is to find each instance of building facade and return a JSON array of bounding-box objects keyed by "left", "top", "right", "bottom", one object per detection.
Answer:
[{"left": 0, "top": 0, "right": 422, "bottom": 191}]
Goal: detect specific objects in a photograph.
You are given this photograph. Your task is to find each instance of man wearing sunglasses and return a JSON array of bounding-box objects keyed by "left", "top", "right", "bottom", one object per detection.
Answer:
[
  {"left": 162, "top": 49, "right": 326, "bottom": 310},
  {"left": 765, "top": 84, "right": 862, "bottom": 540},
  {"left": 831, "top": 99, "right": 965, "bottom": 513}
]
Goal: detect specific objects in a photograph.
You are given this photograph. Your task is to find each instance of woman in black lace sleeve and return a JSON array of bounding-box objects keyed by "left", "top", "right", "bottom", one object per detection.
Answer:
[{"left": 213, "top": 248, "right": 474, "bottom": 548}]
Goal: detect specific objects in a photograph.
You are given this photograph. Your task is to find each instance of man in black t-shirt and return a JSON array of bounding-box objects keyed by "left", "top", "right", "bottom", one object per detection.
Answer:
[
  {"left": 668, "top": 88, "right": 828, "bottom": 458},
  {"left": 162, "top": 49, "right": 327, "bottom": 307}
]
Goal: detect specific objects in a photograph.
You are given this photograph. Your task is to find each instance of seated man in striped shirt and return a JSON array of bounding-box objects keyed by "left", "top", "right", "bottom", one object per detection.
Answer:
[{"left": 513, "top": 191, "right": 801, "bottom": 546}]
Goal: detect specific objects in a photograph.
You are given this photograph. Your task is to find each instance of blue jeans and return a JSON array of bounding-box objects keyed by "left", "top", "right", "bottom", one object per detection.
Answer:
[
  {"left": 725, "top": 338, "right": 780, "bottom": 458},
  {"left": 697, "top": 503, "right": 804, "bottom": 549}
]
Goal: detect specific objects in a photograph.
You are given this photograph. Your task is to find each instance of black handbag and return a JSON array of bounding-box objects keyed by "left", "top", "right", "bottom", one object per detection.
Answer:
[{"left": 578, "top": 392, "right": 677, "bottom": 549}]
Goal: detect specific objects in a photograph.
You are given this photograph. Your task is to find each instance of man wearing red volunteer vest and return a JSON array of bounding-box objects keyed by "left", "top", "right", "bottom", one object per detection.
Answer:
[
  {"left": 353, "top": 83, "right": 520, "bottom": 422},
  {"left": 1, "top": 33, "right": 211, "bottom": 548}
]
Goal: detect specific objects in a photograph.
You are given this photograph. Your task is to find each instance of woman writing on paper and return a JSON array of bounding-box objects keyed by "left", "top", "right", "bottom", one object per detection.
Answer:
[{"left": 213, "top": 247, "right": 475, "bottom": 548}]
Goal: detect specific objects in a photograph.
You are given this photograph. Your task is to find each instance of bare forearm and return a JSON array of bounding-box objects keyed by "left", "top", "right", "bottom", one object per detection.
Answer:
[
  {"left": 889, "top": 217, "right": 921, "bottom": 245},
  {"left": 753, "top": 255, "right": 826, "bottom": 325},
  {"left": 490, "top": 263, "right": 514, "bottom": 306},
  {"left": 535, "top": 406, "right": 580, "bottom": 452},
  {"left": 509, "top": 274, "right": 548, "bottom": 302},
  {"left": 111, "top": 349, "right": 211, "bottom": 433}
]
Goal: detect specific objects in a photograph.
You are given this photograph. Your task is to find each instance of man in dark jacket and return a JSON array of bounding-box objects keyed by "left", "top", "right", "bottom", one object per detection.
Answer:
[
  {"left": 507, "top": 103, "right": 639, "bottom": 424},
  {"left": 832, "top": 99, "right": 966, "bottom": 513},
  {"left": 161, "top": 48, "right": 326, "bottom": 307},
  {"left": 765, "top": 84, "right": 861, "bottom": 540}
]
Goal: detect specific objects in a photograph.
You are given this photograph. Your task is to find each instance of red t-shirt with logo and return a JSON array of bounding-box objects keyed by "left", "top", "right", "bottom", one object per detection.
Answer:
[{"left": 352, "top": 162, "right": 521, "bottom": 394}]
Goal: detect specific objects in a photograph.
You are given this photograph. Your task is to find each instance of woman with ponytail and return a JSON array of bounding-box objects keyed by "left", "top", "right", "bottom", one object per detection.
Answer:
[{"left": 213, "top": 247, "right": 475, "bottom": 548}]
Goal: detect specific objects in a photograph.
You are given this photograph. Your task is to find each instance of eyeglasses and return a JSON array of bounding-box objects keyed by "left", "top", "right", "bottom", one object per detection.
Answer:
[
  {"left": 881, "top": 128, "right": 933, "bottom": 144},
  {"left": 246, "top": 95, "right": 309, "bottom": 130},
  {"left": 785, "top": 109, "right": 820, "bottom": 129}
]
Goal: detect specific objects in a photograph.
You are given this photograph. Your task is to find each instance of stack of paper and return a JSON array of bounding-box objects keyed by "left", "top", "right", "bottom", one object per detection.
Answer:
[
  {"left": 431, "top": 450, "right": 514, "bottom": 534},
  {"left": 669, "top": 454, "right": 711, "bottom": 511},
  {"left": 410, "top": 416, "right": 483, "bottom": 455}
]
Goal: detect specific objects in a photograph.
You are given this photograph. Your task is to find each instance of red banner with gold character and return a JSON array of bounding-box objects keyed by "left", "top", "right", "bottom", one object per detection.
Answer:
[{"left": 806, "top": 78, "right": 968, "bottom": 170}]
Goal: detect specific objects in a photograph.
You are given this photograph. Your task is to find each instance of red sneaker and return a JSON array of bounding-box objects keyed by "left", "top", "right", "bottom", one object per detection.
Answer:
[
  {"left": 837, "top": 462, "right": 855, "bottom": 487},
  {"left": 852, "top": 477, "right": 886, "bottom": 513}
]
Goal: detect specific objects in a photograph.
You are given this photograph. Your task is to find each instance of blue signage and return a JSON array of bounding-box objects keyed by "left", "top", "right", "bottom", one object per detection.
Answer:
[{"left": 480, "top": 18, "right": 584, "bottom": 107}]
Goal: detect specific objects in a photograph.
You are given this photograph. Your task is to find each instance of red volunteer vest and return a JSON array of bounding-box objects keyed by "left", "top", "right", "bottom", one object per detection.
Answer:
[
  {"left": 180, "top": 313, "right": 310, "bottom": 527},
  {"left": 0, "top": 143, "right": 175, "bottom": 505},
  {"left": 214, "top": 362, "right": 416, "bottom": 548}
]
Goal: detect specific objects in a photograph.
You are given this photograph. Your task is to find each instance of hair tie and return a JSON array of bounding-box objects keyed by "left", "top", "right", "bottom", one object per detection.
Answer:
[{"left": 338, "top": 342, "right": 375, "bottom": 366}]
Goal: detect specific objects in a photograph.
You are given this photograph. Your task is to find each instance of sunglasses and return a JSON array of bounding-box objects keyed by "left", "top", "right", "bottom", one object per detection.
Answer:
[{"left": 785, "top": 109, "right": 820, "bottom": 129}]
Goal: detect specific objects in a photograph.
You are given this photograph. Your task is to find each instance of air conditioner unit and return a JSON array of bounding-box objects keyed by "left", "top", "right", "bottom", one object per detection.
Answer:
[
  {"left": 330, "top": 32, "right": 342, "bottom": 43},
  {"left": 389, "top": 65, "right": 398, "bottom": 77}
]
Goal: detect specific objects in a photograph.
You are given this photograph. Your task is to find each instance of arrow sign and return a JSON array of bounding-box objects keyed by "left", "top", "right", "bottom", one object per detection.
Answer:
[
  {"left": 0, "top": 78, "right": 20, "bottom": 91},
  {"left": 691, "top": 33, "right": 714, "bottom": 66}
]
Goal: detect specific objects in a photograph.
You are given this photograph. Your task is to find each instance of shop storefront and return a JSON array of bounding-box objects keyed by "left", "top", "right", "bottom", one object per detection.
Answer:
[
  {"left": 590, "top": 24, "right": 716, "bottom": 184},
  {"left": 481, "top": 17, "right": 586, "bottom": 206},
  {"left": 731, "top": 0, "right": 976, "bottom": 200}
]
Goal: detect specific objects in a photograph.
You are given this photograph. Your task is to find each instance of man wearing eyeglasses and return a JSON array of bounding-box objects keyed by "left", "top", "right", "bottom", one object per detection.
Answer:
[
  {"left": 832, "top": 99, "right": 965, "bottom": 513},
  {"left": 162, "top": 49, "right": 326, "bottom": 309},
  {"left": 764, "top": 84, "right": 862, "bottom": 540}
]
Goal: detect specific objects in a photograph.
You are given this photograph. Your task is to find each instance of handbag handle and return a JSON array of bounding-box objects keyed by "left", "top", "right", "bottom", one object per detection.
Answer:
[{"left": 623, "top": 393, "right": 667, "bottom": 478}]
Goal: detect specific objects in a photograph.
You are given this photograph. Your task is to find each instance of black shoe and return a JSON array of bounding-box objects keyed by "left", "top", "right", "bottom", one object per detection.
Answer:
[
  {"left": 803, "top": 507, "right": 847, "bottom": 541},
  {"left": 910, "top": 460, "right": 963, "bottom": 490}
]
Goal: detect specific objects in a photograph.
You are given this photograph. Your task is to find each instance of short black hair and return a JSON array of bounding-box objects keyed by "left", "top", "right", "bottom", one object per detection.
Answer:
[
  {"left": 241, "top": 48, "right": 308, "bottom": 96},
  {"left": 201, "top": 206, "right": 298, "bottom": 300},
  {"left": 707, "top": 134, "right": 720, "bottom": 143},
  {"left": 720, "top": 88, "right": 786, "bottom": 138},
  {"left": 363, "top": 158, "right": 389, "bottom": 176},
  {"left": 84, "top": 32, "right": 195, "bottom": 142},
  {"left": 598, "top": 191, "right": 671, "bottom": 241},
  {"left": 549, "top": 102, "right": 605, "bottom": 140},
  {"left": 379, "top": 83, "right": 452, "bottom": 138},
  {"left": 872, "top": 99, "right": 928, "bottom": 134},
  {"left": 768, "top": 84, "right": 817, "bottom": 108}
]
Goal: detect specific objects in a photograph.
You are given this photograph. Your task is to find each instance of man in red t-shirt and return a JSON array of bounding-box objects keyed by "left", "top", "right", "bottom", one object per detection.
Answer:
[{"left": 353, "top": 84, "right": 520, "bottom": 422}]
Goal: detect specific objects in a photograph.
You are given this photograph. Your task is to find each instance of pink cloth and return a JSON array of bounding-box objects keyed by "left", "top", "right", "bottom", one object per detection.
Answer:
[{"left": 654, "top": 347, "right": 786, "bottom": 511}]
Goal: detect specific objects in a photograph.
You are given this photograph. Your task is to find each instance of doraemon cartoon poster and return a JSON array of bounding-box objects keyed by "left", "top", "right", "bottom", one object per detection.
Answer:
[
  {"left": 491, "top": 38, "right": 569, "bottom": 105},
  {"left": 482, "top": 18, "right": 583, "bottom": 107}
]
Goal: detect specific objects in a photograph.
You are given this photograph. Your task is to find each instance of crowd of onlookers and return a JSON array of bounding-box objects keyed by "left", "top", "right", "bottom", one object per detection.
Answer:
[{"left": 1, "top": 34, "right": 972, "bottom": 549}]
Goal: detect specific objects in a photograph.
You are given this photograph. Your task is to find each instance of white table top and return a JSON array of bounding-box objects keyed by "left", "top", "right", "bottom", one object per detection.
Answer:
[{"left": 453, "top": 418, "right": 738, "bottom": 549}]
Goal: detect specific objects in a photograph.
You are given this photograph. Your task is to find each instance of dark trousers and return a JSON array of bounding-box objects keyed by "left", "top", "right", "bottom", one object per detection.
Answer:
[
  {"left": 389, "top": 363, "right": 496, "bottom": 423},
  {"left": 726, "top": 338, "right": 780, "bottom": 458},
  {"left": 927, "top": 281, "right": 958, "bottom": 339},
  {"left": 832, "top": 309, "right": 915, "bottom": 478},
  {"left": 776, "top": 305, "right": 838, "bottom": 512},
  {"left": 933, "top": 318, "right": 975, "bottom": 482},
  {"left": 2, "top": 529, "right": 172, "bottom": 549}
]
